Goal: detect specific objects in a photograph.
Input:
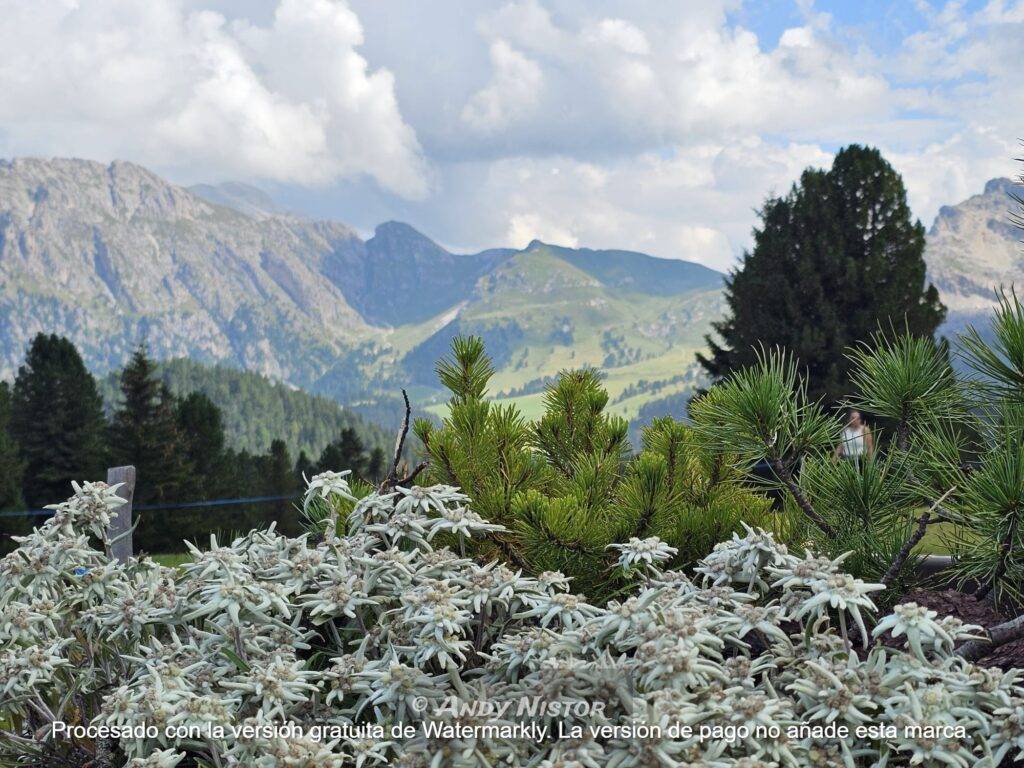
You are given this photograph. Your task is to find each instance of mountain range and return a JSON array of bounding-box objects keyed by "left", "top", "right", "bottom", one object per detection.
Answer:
[
  {"left": 0, "top": 157, "right": 724, "bottom": 428},
  {"left": 0, "top": 158, "right": 1020, "bottom": 434}
]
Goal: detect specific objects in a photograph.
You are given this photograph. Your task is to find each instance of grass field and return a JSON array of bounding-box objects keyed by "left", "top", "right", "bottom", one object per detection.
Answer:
[
  {"left": 153, "top": 553, "right": 191, "bottom": 568},
  {"left": 425, "top": 347, "right": 703, "bottom": 424},
  {"left": 915, "top": 521, "right": 965, "bottom": 556},
  {"left": 407, "top": 246, "right": 723, "bottom": 427}
]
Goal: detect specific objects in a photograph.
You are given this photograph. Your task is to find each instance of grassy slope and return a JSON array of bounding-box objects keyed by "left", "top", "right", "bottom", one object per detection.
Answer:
[
  {"left": 78, "top": 241, "right": 724, "bottom": 452},
  {"left": 417, "top": 245, "right": 722, "bottom": 425}
]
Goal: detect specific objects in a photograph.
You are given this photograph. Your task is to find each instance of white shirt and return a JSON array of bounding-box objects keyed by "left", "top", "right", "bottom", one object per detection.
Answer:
[{"left": 841, "top": 425, "right": 866, "bottom": 457}]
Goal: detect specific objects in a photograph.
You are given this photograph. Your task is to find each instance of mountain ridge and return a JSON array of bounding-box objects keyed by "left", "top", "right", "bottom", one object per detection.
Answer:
[
  {"left": 188, "top": 181, "right": 293, "bottom": 218},
  {"left": 0, "top": 157, "right": 725, "bottom": 427},
  {"left": 5, "top": 156, "right": 1017, "bottom": 432}
]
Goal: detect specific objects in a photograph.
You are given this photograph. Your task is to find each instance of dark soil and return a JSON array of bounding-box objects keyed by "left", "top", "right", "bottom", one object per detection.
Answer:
[{"left": 899, "top": 588, "right": 1024, "bottom": 670}]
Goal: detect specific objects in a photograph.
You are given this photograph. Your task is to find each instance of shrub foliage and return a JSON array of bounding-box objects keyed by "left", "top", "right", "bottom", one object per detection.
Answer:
[
  {"left": 413, "top": 336, "right": 774, "bottom": 597},
  {"left": 692, "top": 291, "right": 1024, "bottom": 612}
]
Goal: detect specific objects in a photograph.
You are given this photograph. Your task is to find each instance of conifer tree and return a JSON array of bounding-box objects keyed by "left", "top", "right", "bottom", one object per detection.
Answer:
[
  {"left": 294, "top": 450, "right": 315, "bottom": 487},
  {"left": 0, "top": 383, "right": 23, "bottom": 510},
  {"left": 415, "top": 336, "right": 773, "bottom": 597},
  {"left": 316, "top": 427, "right": 370, "bottom": 479},
  {"left": 259, "top": 439, "right": 300, "bottom": 535},
  {"left": 9, "top": 334, "right": 107, "bottom": 507},
  {"left": 366, "top": 447, "right": 386, "bottom": 483},
  {"left": 109, "top": 346, "right": 190, "bottom": 550},
  {"left": 699, "top": 145, "right": 945, "bottom": 404},
  {"left": 176, "top": 392, "right": 227, "bottom": 497}
]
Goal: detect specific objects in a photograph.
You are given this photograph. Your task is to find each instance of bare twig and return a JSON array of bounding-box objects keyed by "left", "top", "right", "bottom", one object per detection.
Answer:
[
  {"left": 397, "top": 461, "right": 429, "bottom": 486},
  {"left": 379, "top": 390, "right": 413, "bottom": 491},
  {"left": 379, "top": 390, "right": 428, "bottom": 491},
  {"left": 881, "top": 485, "right": 957, "bottom": 586},
  {"left": 769, "top": 457, "right": 836, "bottom": 537}
]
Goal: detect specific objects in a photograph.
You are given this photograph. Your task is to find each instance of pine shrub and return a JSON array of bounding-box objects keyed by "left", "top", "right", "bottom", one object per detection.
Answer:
[{"left": 413, "top": 336, "right": 776, "bottom": 598}]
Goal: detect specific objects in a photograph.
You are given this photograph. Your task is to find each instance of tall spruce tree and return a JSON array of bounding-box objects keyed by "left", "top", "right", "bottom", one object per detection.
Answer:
[
  {"left": 109, "top": 346, "right": 190, "bottom": 551},
  {"left": 366, "top": 447, "right": 386, "bottom": 483},
  {"left": 259, "top": 439, "right": 300, "bottom": 535},
  {"left": 176, "top": 392, "right": 228, "bottom": 498},
  {"left": 698, "top": 145, "right": 945, "bottom": 404},
  {"left": 294, "top": 450, "right": 315, "bottom": 487},
  {"left": 316, "top": 427, "right": 369, "bottom": 479},
  {"left": 0, "top": 383, "right": 23, "bottom": 510},
  {"left": 9, "top": 334, "right": 107, "bottom": 507}
]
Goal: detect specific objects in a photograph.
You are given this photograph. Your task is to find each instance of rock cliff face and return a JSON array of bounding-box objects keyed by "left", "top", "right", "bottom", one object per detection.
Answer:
[
  {"left": 0, "top": 158, "right": 724, "bottom": 418},
  {"left": 925, "top": 177, "right": 1024, "bottom": 335},
  {"left": 0, "top": 158, "right": 368, "bottom": 383}
]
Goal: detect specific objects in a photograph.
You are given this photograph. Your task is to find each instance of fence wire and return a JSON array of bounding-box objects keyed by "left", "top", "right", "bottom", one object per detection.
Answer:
[{"left": 0, "top": 493, "right": 302, "bottom": 519}]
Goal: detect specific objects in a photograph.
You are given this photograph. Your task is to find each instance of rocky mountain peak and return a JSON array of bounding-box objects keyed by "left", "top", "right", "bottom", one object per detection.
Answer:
[
  {"left": 926, "top": 176, "right": 1024, "bottom": 332},
  {"left": 0, "top": 156, "right": 213, "bottom": 224},
  {"left": 368, "top": 221, "right": 446, "bottom": 255},
  {"left": 985, "top": 177, "right": 1019, "bottom": 196}
]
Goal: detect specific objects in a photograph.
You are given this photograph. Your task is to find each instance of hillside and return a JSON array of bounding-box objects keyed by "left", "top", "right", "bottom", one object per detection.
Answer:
[
  {"left": 0, "top": 157, "right": 369, "bottom": 386},
  {"left": 0, "top": 157, "right": 725, "bottom": 427},
  {"left": 98, "top": 358, "right": 391, "bottom": 460},
  {"left": 403, "top": 241, "right": 722, "bottom": 422}
]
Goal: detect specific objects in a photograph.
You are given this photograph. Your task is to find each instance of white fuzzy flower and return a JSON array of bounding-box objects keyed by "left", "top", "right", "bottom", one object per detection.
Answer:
[
  {"left": 873, "top": 602, "right": 983, "bottom": 661},
  {"left": 128, "top": 749, "right": 186, "bottom": 767},
  {"left": 608, "top": 536, "right": 678, "bottom": 573},
  {"left": 1, "top": 482, "right": 1020, "bottom": 768}
]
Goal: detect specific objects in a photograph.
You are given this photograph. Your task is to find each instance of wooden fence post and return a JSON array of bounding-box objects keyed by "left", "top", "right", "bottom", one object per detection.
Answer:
[{"left": 106, "top": 465, "right": 136, "bottom": 564}]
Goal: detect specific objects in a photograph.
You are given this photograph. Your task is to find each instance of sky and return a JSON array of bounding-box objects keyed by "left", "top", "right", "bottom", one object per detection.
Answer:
[{"left": 0, "top": 0, "right": 1020, "bottom": 271}]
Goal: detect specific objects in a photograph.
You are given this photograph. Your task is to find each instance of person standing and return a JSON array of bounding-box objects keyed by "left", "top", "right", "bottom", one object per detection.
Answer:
[{"left": 836, "top": 409, "right": 873, "bottom": 467}]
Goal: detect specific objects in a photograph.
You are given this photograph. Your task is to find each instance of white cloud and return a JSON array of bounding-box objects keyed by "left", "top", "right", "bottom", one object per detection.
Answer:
[
  {"left": 583, "top": 19, "right": 651, "bottom": 55},
  {"left": 458, "top": 0, "right": 899, "bottom": 150},
  {"left": 3, "top": 0, "right": 1022, "bottom": 271},
  {"left": 477, "top": 0, "right": 564, "bottom": 54},
  {"left": 888, "top": 128, "right": 1019, "bottom": 226},
  {"left": 413, "top": 0, "right": 1021, "bottom": 267},
  {"left": 507, "top": 213, "right": 578, "bottom": 248},
  {"left": 0, "top": 0, "right": 428, "bottom": 196},
  {"left": 461, "top": 40, "right": 544, "bottom": 131},
  {"left": 433, "top": 139, "right": 832, "bottom": 272}
]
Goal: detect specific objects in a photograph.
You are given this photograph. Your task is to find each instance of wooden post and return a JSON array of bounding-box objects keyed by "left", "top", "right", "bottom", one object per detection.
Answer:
[{"left": 106, "top": 465, "right": 136, "bottom": 564}]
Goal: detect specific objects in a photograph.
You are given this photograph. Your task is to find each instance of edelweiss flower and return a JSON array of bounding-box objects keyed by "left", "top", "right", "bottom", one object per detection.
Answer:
[
  {"left": 393, "top": 485, "right": 468, "bottom": 516},
  {"left": 128, "top": 749, "right": 186, "bottom": 768},
  {"left": 519, "top": 591, "right": 600, "bottom": 629},
  {"left": 303, "top": 471, "right": 356, "bottom": 542},
  {"left": 695, "top": 525, "right": 789, "bottom": 593},
  {"left": 608, "top": 537, "right": 678, "bottom": 573},
  {"left": 792, "top": 572, "right": 883, "bottom": 648},
  {"left": 873, "top": 602, "right": 983, "bottom": 661},
  {"left": 425, "top": 505, "right": 504, "bottom": 540},
  {"left": 3, "top": 478, "right": 1021, "bottom": 768},
  {"left": 304, "top": 470, "right": 356, "bottom": 507}
]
